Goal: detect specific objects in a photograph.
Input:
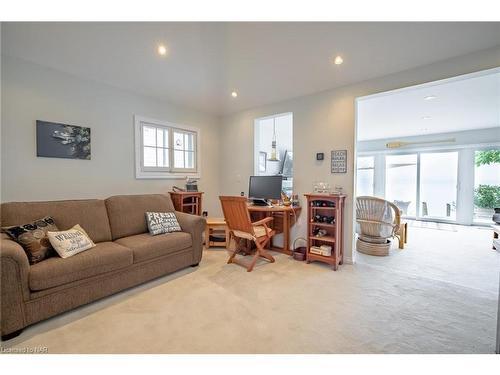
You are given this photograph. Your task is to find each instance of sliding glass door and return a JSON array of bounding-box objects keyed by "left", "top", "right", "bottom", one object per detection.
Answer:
[
  {"left": 383, "top": 151, "right": 459, "bottom": 221},
  {"left": 385, "top": 154, "right": 417, "bottom": 217},
  {"left": 474, "top": 149, "right": 500, "bottom": 223},
  {"left": 356, "top": 156, "right": 375, "bottom": 196},
  {"left": 360, "top": 147, "right": 497, "bottom": 225},
  {"left": 419, "top": 151, "right": 458, "bottom": 221}
]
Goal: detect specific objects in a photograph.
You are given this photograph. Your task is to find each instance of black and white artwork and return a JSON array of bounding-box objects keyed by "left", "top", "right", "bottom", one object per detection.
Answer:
[
  {"left": 331, "top": 150, "right": 347, "bottom": 173},
  {"left": 36, "top": 120, "right": 91, "bottom": 160}
]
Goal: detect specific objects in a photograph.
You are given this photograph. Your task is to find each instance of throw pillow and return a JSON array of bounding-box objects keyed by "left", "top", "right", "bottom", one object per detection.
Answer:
[
  {"left": 146, "top": 212, "right": 182, "bottom": 235},
  {"left": 47, "top": 224, "right": 96, "bottom": 258},
  {"left": 2, "top": 216, "right": 59, "bottom": 264}
]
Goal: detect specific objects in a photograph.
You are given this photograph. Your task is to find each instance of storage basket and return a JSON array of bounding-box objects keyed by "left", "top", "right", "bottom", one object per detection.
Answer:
[{"left": 292, "top": 237, "right": 307, "bottom": 261}]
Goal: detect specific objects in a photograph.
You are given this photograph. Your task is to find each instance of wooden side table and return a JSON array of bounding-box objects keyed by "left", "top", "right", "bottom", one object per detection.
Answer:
[
  {"left": 169, "top": 191, "right": 203, "bottom": 216},
  {"left": 205, "top": 217, "right": 229, "bottom": 249},
  {"left": 492, "top": 224, "right": 500, "bottom": 250}
]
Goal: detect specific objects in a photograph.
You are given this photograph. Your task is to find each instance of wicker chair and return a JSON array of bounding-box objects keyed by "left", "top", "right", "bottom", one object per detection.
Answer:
[{"left": 356, "top": 196, "right": 405, "bottom": 255}]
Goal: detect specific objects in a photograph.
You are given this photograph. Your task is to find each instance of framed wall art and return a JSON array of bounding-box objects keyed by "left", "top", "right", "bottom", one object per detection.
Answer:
[
  {"left": 331, "top": 150, "right": 347, "bottom": 173},
  {"left": 36, "top": 120, "right": 91, "bottom": 160}
]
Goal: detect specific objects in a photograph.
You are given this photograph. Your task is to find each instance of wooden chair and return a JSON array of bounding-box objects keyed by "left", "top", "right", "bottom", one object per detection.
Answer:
[{"left": 219, "top": 196, "right": 276, "bottom": 272}]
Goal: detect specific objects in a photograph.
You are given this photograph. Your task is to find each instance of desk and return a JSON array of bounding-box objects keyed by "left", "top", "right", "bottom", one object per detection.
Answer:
[{"left": 247, "top": 204, "right": 301, "bottom": 255}]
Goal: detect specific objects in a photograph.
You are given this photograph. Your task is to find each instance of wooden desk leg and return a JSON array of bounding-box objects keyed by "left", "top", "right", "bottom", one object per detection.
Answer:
[
  {"left": 283, "top": 211, "right": 290, "bottom": 253},
  {"left": 267, "top": 212, "right": 274, "bottom": 250}
]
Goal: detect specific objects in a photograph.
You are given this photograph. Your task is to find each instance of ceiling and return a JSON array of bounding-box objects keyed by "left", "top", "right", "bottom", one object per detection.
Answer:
[
  {"left": 357, "top": 69, "right": 500, "bottom": 141},
  {"left": 2, "top": 22, "right": 500, "bottom": 116}
]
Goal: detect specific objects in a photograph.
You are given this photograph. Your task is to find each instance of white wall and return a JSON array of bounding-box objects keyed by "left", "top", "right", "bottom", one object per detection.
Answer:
[
  {"left": 0, "top": 55, "right": 223, "bottom": 216},
  {"left": 219, "top": 46, "right": 500, "bottom": 264}
]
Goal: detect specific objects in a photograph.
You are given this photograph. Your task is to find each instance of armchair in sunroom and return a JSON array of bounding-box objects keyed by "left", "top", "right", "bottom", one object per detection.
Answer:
[{"left": 355, "top": 196, "right": 407, "bottom": 255}]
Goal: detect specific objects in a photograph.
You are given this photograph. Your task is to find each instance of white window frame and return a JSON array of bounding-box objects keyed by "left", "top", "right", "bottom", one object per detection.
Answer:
[{"left": 134, "top": 115, "right": 201, "bottom": 179}]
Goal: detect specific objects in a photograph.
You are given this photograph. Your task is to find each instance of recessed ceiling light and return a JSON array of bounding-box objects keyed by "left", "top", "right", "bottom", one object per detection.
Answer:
[
  {"left": 334, "top": 56, "right": 343, "bottom": 65},
  {"left": 422, "top": 116, "right": 432, "bottom": 120},
  {"left": 231, "top": 91, "right": 238, "bottom": 98},
  {"left": 424, "top": 95, "right": 437, "bottom": 101},
  {"left": 157, "top": 44, "right": 168, "bottom": 56}
]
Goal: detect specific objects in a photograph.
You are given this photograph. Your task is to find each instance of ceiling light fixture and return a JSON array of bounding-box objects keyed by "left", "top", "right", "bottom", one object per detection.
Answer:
[
  {"left": 422, "top": 116, "right": 432, "bottom": 120},
  {"left": 334, "top": 56, "right": 343, "bottom": 65},
  {"left": 268, "top": 118, "right": 280, "bottom": 162},
  {"left": 231, "top": 91, "right": 238, "bottom": 98},
  {"left": 424, "top": 95, "right": 437, "bottom": 101},
  {"left": 157, "top": 44, "right": 167, "bottom": 56}
]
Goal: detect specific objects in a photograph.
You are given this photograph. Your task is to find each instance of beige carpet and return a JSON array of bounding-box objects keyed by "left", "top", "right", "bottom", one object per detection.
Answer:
[
  {"left": 357, "top": 223, "right": 500, "bottom": 294},
  {"left": 2, "top": 225, "right": 499, "bottom": 354}
]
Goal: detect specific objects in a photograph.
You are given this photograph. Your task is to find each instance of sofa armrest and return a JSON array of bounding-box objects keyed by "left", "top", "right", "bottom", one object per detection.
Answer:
[
  {"left": 175, "top": 211, "right": 206, "bottom": 265},
  {"left": 1, "top": 234, "right": 30, "bottom": 335}
]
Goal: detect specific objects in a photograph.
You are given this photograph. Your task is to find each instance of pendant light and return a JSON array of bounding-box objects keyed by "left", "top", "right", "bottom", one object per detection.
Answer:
[{"left": 267, "top": 117, "right": 280, "bottom": 162}]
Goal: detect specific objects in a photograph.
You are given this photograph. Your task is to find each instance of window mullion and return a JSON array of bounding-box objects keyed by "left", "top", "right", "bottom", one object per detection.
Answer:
[{"left": 168, "top": 127, "right": 173, "bottom": 172}]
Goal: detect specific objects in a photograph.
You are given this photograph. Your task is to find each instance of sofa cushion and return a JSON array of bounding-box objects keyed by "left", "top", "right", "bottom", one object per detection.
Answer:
[
  {"left": 47, "top": 224, "right": 96, "bottom": 259},
  {"left": 2, "top": 216, "right": 59, "bottom": 264},
  {"left": 1, "top": 199, "right": 112, "bottom": 243},
  {"left": 146, "top": 212, "right": 182, "bottom": 235},
  {"left": 29, "top": 241, "right": 133, "bottom": 291},
  {"left": 105, "top": 194, "right": 175, "bottom": 240},
  {"left": 115, "top": 232, "right": 192, "bottom": 263}
]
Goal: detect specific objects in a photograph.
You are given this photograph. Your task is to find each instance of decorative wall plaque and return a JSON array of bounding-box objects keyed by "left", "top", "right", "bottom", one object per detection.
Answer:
[{"left": 331, "top": 150, "right": 347, "bottom": 173}]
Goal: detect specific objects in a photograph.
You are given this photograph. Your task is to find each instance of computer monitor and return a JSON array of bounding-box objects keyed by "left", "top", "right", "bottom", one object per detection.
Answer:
[{"left": 249, "top": 175, "right": 283, "bottom": 205}]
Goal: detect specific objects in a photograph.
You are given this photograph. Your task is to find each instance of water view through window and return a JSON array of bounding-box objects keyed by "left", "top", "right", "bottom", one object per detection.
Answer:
[
  {"left": 420, "top": 152, "right": 458, "bottom": 220},
  {"left": 385, "top": 154, "right": 417, "bottom": 217}
]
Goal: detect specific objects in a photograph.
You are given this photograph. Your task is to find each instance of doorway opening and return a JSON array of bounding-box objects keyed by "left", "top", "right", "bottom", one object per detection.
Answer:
[
  {"left": 254, "top": 112, "right": 293, "bottom": 196},
  {"left": 354, "top": 68, "right": 500, "bottom": 295}
]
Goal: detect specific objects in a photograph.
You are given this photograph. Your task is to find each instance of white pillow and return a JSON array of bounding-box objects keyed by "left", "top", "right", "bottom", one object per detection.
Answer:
[
  {"left": 47, "top": 224, "right": 95, "bottom": 258},
  {"left": 146, "top": 212, "right": 182, "bottom": 235}
]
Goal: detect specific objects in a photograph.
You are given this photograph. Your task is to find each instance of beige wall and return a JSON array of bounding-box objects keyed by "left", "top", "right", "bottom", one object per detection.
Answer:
[
  {"left": 1, "top": 56, "right": 223, "bottom": 216},
  {"left": 219, "top": 46, "right": 500, "bottom": 263},
  {"left": 2, "top": 46, "right": 499, "bottom": 261}
]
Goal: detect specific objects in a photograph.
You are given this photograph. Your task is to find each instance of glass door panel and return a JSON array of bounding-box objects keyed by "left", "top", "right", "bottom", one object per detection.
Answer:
[
  {"left": 385, "top": 154, "right": 417, "bottom": 217},
  {"left": 419, "top": 152, "right": 458, "bottom": 220},
  {"left": 474, "top": 149, "right": 500, "bottom": 223},
  {"left": 356, "top": 156, "right": 374, "bottom": 196}
]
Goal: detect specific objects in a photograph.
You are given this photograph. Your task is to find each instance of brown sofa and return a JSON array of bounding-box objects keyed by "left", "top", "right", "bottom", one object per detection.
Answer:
[{"left": 0, "top": 194, "right": 205, "bottom": 340}]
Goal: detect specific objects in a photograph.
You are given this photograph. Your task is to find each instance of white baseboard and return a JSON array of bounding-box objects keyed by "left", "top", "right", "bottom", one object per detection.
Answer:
[{"left": 343, "top": 257, "right": 354, "bottom": 265}]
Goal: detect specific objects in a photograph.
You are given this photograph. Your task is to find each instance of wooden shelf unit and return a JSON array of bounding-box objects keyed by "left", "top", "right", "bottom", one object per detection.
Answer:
[
  {"left": 304, "top": 193, "right": 346, "bottom": 271},
  {"left": 169, "top": 191, "right": 203, "bottom": 216}
]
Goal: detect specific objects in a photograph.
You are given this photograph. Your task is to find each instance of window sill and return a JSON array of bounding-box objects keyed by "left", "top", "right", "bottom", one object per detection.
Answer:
[{"left": 136, "top": 170, "right": 200, "bottom": 180}]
